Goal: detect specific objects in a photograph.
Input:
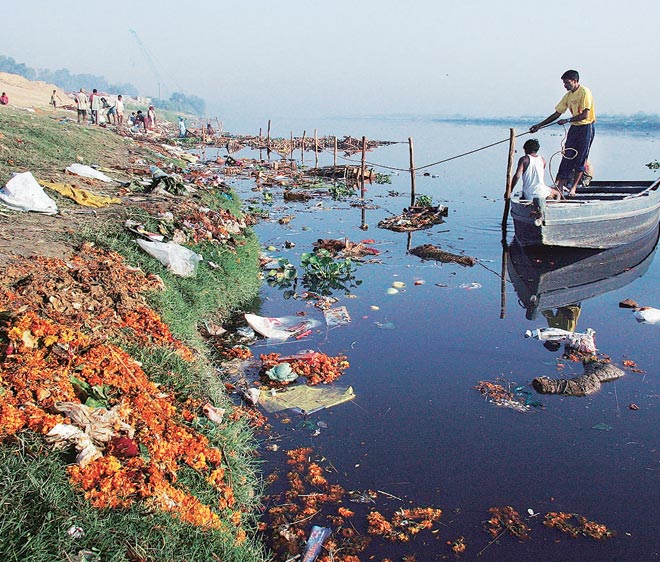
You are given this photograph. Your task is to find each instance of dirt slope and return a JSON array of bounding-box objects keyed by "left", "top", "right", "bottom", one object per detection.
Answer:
[{"left": 0, "top": 71, "right": 73, "bottom": 108}]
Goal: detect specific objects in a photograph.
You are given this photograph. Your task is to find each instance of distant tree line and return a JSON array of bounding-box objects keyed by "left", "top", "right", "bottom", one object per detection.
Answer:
[
  {"left": 0, "top": 55, "right": 138, "bottom": 96},
  {"left": 152, "top": 92, "right": 205, "bottom": 116}
]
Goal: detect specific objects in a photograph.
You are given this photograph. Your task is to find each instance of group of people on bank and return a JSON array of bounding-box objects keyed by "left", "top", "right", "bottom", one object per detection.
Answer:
[{"left": 72, "top": 88, "right": 156, "bottom": 132}]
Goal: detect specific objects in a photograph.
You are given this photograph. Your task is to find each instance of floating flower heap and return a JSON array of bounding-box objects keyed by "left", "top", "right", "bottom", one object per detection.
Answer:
[
  {"left": 260, "top": 351, "right": 349, "bottom": 386},
  {"left": 0, "top": 246, "right": 245, "bottom": 539}
]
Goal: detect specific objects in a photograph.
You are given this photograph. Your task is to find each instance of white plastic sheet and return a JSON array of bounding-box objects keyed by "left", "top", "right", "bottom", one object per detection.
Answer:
[
  {"left": 245, "top": 313, "right": 320, "bottom": 341},
  {"left": 65, "top": 163, "right": 113, "bottom": 182},
  {"left": 0, "top": 171, "right": 58, "bottom": 214},
  {"left": 136, "top": 239, "right": 202, "bottom": 277}
]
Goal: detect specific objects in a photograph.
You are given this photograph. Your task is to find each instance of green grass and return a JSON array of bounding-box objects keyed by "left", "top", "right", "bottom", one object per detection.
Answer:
[
  {"left": 0, "top": 109, "right": 269, "bottom": 562},
  {"left": 0, "top": 434, "right": 266, "bottom": 562}
]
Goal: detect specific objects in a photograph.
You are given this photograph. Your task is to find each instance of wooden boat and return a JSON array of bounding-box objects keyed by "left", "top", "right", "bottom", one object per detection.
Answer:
[
  {"left": 507, "top": 224, "right": 659, "bottom": 320},
  {"left": 511, "top": 179, "right": 660, "bottom": 248}
]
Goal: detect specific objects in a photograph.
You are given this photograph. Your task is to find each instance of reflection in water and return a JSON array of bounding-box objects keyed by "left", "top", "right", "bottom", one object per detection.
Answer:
[{"left": 507, "top": 224, "right": 660, "bottom": 321}]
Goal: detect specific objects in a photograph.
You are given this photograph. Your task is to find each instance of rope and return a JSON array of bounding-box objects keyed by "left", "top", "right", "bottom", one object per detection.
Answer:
[
  {"left": 547, "top": 123, "right": 578, "bottom": 197},
  {"left": 321, "top": 123, "right": 556, "bottom": 173}
]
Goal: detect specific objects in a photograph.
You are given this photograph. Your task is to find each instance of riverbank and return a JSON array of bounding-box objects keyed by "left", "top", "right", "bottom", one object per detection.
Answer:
[{"left": 0, "top": 105, "right": 267, "bottom": 561}]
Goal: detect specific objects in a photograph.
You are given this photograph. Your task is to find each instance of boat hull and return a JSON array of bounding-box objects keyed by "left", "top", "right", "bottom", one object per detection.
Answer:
[
  {"left": 507, "top": 224, "right": 659, "bottom": 319},
  {"left": 511, "top": 179, "right": 660, "bottom": 249}
]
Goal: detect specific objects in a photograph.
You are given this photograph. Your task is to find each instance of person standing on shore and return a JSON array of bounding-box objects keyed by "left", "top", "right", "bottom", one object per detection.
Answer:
[
  {"left": 115, "top": 95, "right": 125, "bottom": 126},
  {"left": 50, "top": 89, "right": 61, "bottom": 109},
  {"left": 89, "top": 88, "right": 101, "bottom": 125},
  {"left": 75, "top": 88, "right": 88, "bottom": 124},
  {"left": 529, "top": 70, "right": 596, "bottom": 197},
  {"left": 145, "top": 105, "right": 156, "bottom": 131}
]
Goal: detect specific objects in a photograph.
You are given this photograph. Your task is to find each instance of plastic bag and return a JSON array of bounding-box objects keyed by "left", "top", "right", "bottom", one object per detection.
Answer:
[
  {"left": 0, "top": 171, "right": 58, "bottom": 214},
  {"left": 525, "top": 327, "right": 596, "bottom": 354},
  {"left": 136, "top": 239, "right": 202, "bottom": 277},
  {"left": 65, "top": 163, "right": 113, "bottom": 182}
]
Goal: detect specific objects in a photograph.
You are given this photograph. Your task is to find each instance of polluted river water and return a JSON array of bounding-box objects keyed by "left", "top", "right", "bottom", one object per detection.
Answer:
[{"left": 219, "top": 118, "right": 660, "bottom": 561}]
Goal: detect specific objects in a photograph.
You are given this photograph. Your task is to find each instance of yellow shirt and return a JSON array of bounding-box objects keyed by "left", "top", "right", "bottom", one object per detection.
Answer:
[{"left": 555, "top": 85, "right": 595, "bottom": 125}]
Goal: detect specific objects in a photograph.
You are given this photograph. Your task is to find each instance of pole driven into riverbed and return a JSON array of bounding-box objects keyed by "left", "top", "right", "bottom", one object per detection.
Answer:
[
  {"left": 409, "top": 137, "right": 416, "bottom": 207},
  {"left": 501, "top": 128, "right": 516, "bottom": 235}
]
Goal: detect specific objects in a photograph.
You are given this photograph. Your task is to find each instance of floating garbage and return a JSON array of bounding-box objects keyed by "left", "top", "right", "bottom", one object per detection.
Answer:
[
  {"left": 265, "top": 362, "right": 298, "bottom": 383},
  {"left": 386, "top": 287, "right": 399, "bottom": 295},
  {"left": 410, "top": 244, "right": 476, "bottom": 266},
  {"left": 619, "top": 298, "right": 660, "bottom": 324},
  {"left": 532, "top": 361, "right": 624, "bottom": 396},
  {"left": 323, "top": 306, "right": 351, "bottom": 328},
  {"left": 245, "top": 313, "right": 321, "bottom": 341},
  {"left": 259, "top": 385, "right": 355, "bottom": 414},
  {"left": 301, "top": 526, "right": 332, "bottom": 562},
  {"left": 525, "top": 327, "right": 596, "bottom": 354},
  {"left": 392, "top": 281, "right": 406, "bottom": 289}
]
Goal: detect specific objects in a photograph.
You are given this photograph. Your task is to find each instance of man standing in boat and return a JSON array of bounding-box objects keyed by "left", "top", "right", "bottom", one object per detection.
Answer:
[{"left": 529, "top": 70, "right": 595, "bottom": 197}]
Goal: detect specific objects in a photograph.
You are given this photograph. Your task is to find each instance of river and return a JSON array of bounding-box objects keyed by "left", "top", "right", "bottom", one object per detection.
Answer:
[{"left": 221, "top": 117, "right": 660, "bottom": 561}]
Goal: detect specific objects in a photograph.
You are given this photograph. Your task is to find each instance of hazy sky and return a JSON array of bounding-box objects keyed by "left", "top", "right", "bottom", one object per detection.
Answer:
[{"left": 3, "top": 0, "right": 659, "bottom": 122}]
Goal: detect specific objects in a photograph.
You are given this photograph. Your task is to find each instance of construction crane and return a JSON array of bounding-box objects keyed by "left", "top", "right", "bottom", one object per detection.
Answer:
[{"left": 129, "top": 29, "right": 162, "bottom": 99}]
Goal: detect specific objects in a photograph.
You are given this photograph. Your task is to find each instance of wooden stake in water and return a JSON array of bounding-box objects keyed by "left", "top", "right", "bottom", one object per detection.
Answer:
[
  {"left": 314, "top": 129, "right": 319, "bottom": 168},
  {"left": 301, "top": 130, "right": 306, "bottom": 165},
  {"left": 360, "top": 136, "right": 367, "bottom": 199},
  {"left": 333, "top": 136, "right": 338, "bottom": 167},
  {"left": 501, "top": 128, "right": 516, "bottom": 234},
  {"left": 267, "top": 120, "right": 271, "bottom": 151},
  {"left": 408, "top": 137, "right": 416, "bottom": 207},
  {"left": 290, "top": 132, "right": 294, "bottom": 163}
]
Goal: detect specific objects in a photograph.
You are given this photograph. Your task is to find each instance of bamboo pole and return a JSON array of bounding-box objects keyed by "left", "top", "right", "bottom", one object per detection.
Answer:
[
  {"left": 408, "top": 137, "right": 416, "bottom": 207},
  {"left": 333, "top": 136, "right": 337, "bottom": 167},
  {"left": 301, "top": 130, "right": 306, "bottom": 164},
  {"left": 267, "top": 120, "right": 271, "bottom": 151},
  {"left": 501, "top": 128, "right": 516, "bottom": 235},
  {"left": 290, "top": 132, "right": 294, "bottom": 162},
  {"left": 500, "top": 240, "right": 508, "bottom": 319},
  {"left": 360, "top": 136, "right": 367, "bottom": 200},
  {"left": 314, "top": 129, "right": 318, "bottom": 168}
]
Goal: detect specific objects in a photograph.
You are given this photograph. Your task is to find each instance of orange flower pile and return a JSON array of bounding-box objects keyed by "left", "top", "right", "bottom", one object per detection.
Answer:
[
  {"left": 225, "top": 345, "right": 253, "bottom": 360},
  {"left": 260, "top": 352, "right": 349, "bottom": 385},
  {"left": 0, "top": 311, "right": 240, "bottom": 535},
  {"left": 0, "top": 243, "right": 189, "bottom": 360},
  {"left": 367, "top": 507, "right": 442, "bottom": 542},
  {"left": 485, "top": 506, "right": 531, "bottom": 540},
  {"left": 544, "top": 512, "right": 615, "bottom": 540}
]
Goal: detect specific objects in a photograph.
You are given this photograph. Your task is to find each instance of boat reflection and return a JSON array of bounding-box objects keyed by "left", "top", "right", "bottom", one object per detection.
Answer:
[{"left": 507, "top": 224, "right": 660, "bottom": 321}]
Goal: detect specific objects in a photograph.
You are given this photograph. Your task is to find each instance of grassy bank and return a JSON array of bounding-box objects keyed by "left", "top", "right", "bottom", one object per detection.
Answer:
[{"left": 0, "top": 108, "right": 267, "bottom": 561}]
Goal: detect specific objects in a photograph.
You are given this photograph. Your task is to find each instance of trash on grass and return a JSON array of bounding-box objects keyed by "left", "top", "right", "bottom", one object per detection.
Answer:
[
  {"left": 65, "top": 163, "right": 113, "bottom": 182},
  {"left": 40, "top": 180, "right": 121, "bottom": 208},
  {"left": 0, "top": 171, "right": 58, "bottom": 214},
  {"left": 136, "top": 239, "right": 202, "bottom": 277},
  {"left": 259, "top": 384, "right": 355, "bottom": 414}
]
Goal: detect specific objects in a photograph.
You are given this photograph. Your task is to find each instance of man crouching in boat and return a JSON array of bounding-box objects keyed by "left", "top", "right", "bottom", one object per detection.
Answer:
[
  {"left": 529, "top": 69, "right": 596, "bottom": 197},
  {"left": 510, "top": 139, "right": 561, "bottom": 201}
]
